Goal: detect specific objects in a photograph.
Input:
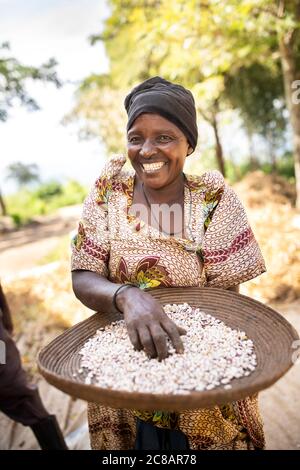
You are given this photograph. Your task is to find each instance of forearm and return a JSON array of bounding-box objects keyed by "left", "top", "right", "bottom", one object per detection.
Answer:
[{"left": 72, "top": 270, "right": 122, "bottom": 313}]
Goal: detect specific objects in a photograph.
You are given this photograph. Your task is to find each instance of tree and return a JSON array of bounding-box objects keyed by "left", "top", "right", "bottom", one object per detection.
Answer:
[
  {"left": 215, "top": 0, "right": 300, "bottom": 205},
  {"left": 0, "top": 42, "right": 61, "bottom": 215},
  {"left": 72, "top": 1, "right": 233, "bottom": 175},
  {"left": 6, "top": 162, "right": 40, "bottom": 188},
  {"left": 0, "top": 42, "right": 61, "bottom": 121},
  {"left": 224, "top": 62, "right": 287, "bottom": 170},
  {"left": 63, "top": 75, "right": 127, "bottom": 154},
  {"left": 0, "top": 190, "right": 6, "bottom": 216},
  {"left": 276, "top": 0, "right": 300, "bottom": 207},
  {"left": 70, "top": 0, "right": 300, "bottom": 202}
]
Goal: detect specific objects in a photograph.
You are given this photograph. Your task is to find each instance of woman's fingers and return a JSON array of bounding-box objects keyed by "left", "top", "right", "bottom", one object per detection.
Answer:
[
  {"left": 124, "top": 296, "right": 187, "bottom": 359},
  {"left": 148, "top": 324, "right": 168, "bottom": 361},
  {"left": 161, "top": 319, "right": 185, "bottom": 354},
  {"left": 128, "top": 321, "right": 185, "bottom": 359},
  {"left": 177, "top": 325, "right": 187, "bottom": 336},
  {"left": 138, "top": 326, "right": 157, "bottom": 358},
  {"left": 126, "top": 323, "right": 142, "bottom": 351}
]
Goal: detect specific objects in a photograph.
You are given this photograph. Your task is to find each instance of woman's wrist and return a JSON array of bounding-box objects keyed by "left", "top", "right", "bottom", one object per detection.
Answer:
[
  {"left": 114, "top": 284, "right": 138, "bottom": 313},
  {"left": 114, "top": 284, "right": 138, "bottom": 312}
]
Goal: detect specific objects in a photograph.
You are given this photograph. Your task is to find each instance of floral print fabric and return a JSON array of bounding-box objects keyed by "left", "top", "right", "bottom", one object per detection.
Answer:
[{"left": 71, "top": 154, "right": 266, "bottom": 450}]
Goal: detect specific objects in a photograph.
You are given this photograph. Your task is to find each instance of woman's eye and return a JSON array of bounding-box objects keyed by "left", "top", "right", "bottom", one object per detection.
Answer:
[
  {"left": 128, "top": 137, "right": 140, "bottom": 144},
  {"left": 157, "top": 135, "right": 171, "bottom": 142}
]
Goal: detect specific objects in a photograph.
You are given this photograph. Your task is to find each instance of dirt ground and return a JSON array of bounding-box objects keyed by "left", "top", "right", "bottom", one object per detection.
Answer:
[
  {"left": 0, "top": 204, "right": 299, "bottom": 450},
  {"left": 0, "top": 205, "right": 81, "bottom": 279}
]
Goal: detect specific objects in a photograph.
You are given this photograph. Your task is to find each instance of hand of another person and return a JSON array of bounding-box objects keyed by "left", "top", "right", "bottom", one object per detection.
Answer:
[{"left": 116, "top": 287, "right": 186, "bottom": 361}]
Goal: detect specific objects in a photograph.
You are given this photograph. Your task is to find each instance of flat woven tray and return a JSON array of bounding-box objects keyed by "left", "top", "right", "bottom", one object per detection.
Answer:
[{"left": 37, "top": 287, "right": 299, "bottom": 411}]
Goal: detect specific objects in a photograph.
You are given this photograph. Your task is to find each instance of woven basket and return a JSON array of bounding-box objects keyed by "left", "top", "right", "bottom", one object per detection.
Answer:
[{"left": 37, "top": 287, "right": 299, "bottom": 411}]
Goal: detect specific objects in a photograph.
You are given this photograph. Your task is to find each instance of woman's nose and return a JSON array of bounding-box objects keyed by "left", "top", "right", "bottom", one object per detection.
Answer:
[{"left": 140, "top": 139, "right": 156, "bottom": 158}]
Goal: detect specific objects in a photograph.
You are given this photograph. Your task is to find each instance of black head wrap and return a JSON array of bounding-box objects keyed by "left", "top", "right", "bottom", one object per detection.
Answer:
[{"left": 124, "top": 76, "right": 198, "bottom": 151}]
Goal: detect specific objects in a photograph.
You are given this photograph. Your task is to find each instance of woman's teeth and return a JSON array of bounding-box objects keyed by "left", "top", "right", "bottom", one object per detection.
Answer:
[{"left": 142, "top": 162, "right": 166, "bottom": 173}]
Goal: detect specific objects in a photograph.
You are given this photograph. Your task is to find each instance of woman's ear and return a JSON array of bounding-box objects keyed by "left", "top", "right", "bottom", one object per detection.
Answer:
[{"left": 187, "top": 146, "right": 193, "bottom": 156}]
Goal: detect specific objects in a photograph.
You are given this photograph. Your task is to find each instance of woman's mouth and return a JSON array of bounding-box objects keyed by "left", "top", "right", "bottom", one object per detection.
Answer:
[{"left": 142, "top": 162, "right": 167, "bottom": 173}]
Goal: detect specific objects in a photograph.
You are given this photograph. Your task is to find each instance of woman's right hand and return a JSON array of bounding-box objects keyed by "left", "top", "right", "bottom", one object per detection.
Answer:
[{"left": 116, "top": 287, "right": 186, "bottom": 361}]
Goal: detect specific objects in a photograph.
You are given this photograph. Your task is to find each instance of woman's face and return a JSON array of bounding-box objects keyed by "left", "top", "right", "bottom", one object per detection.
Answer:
[{"left": 127, "top": 113, "right": 193, "bottom": 189}]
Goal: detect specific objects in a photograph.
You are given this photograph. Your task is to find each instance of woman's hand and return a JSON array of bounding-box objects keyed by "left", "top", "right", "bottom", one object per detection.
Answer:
[{"left": 116, "top": 287, "right": 186, "bottom": 361}]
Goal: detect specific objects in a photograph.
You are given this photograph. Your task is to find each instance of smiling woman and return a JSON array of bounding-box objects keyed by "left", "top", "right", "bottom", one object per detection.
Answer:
[
  {"left": 71, "top": 76, "right": 266, "bottom": 451},
  {"left": 127, "top": 114, "right": 193, "bottom": 238},
  {"left": 127, "top": 114, "right": 191, "bottom": 190}
]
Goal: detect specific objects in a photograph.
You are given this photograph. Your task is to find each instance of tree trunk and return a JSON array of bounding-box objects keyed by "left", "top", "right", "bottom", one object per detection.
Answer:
[
  {"left": 278, "top": 2, "right": 300, "bottom": 208},
  {"left": 0, "top": 189, "right": 6, "bottom": 216},
  {"left": 267, "top": 131, "right": 277, "bottom": 172},
  {"left": 246, "top": 129, "right": 258, "bottom": 170},
  {"left": 270, "top": 146, "right": 277, "bottom": 172},
  {"left": 211, "top": 114, "right": 226, "bottom": 177}
]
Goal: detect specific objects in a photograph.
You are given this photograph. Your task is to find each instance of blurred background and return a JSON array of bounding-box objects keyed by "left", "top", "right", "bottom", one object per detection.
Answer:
[{"left": 0, "top": 0, "right": 299, "bottom": 450}]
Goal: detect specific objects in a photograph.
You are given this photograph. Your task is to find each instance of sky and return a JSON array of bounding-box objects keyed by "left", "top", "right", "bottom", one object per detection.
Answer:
[{"left": 0, "top": 0, "right": 111, "bottom": 193}]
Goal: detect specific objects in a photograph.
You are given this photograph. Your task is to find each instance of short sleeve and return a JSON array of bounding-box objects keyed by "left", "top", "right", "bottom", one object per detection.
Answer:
[
  {"left": 201, "top": 183, "right": 266, "bottom": 288},
  {"left": 71, "top": 154, "right": 127, "bottom": 277},
  {"left": 71, "top": 183, "right": 110, "bottom": 277}
]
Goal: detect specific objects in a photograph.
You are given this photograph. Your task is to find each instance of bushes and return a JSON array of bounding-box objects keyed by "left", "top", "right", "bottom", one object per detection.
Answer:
[
  {"left": 225, "top": 152, "right": 295, "bottom": 184},
  {"left": 6, "top": 180, "right": 87, "bottom": 227},
  {"left": 34, "top": 181, "right": 63, "bottom": 200},
  {"left": 46, "top": 180, "right": 87, "bottom": 211}
]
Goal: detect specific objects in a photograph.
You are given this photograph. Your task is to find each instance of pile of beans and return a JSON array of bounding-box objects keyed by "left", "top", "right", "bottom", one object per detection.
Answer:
[{"left": 77, "top": 303, "right": 256, "bottom": 394}]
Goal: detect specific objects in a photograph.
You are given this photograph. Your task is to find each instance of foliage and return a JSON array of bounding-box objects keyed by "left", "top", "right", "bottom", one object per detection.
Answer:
[
  {"left": 6, "top": 180, "right": 87, "bottom": 227},
  {"left": 6, "top": 161, "right": 40, "bottom": 187},
  {"left": 223, "top": 63, "right": 286, "bottom": 144},
  {"left": 0, "top": 43, "right": 61, "bottom": 215},
  {"left": 225, "top": 153, "right": 295, "bottom": 184},
  {"left": 0, "top": 42, "right": 61, "bottom": 121},
  {"left": 64, "top": 79, "right": 127, "bottom": 154},
  {"left": 35, "top": 181, "right": 63, "bottom": 200},
  {"left": 69, "top": 2, "right": 294, "bottom": 166}
]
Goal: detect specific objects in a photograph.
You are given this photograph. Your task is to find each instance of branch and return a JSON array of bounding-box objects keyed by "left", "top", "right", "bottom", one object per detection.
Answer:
[
  {"left": 277, "top": 0, "right": 285, "bottom": 19},
  {"left": 252, "top": 5, "right": 280, "bottom": 19},
  {"left": 197, "top": 107, "right": 213, "bottom": 125}
]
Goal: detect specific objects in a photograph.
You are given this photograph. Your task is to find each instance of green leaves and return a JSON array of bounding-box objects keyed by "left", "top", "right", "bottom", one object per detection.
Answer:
[
  {"left": 69, "top": 0, "right": 300, "bottom": 187},
  {"left": 0, "top": 44, "right": 61, "bottom": 122}
]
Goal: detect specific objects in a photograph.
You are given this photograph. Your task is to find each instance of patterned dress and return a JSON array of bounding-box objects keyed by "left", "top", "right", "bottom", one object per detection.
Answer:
[{"left": 71, "top": 154, "right": 266, "bottom": 450}]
